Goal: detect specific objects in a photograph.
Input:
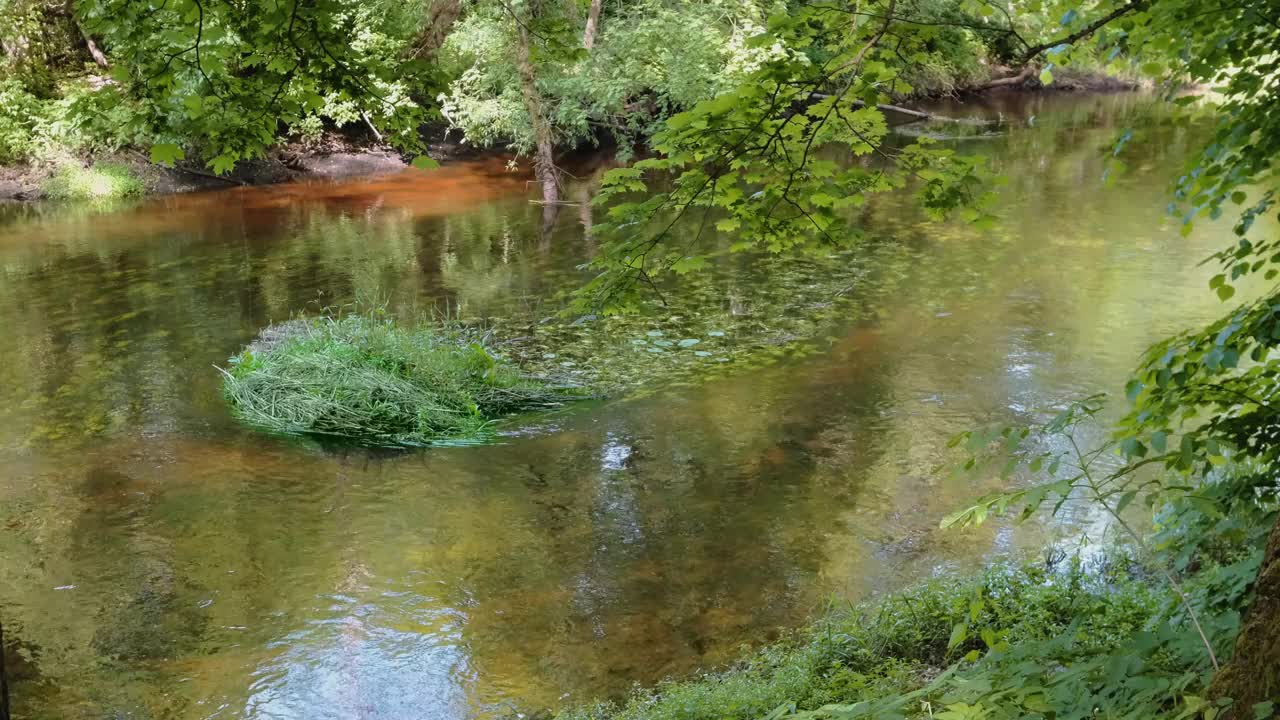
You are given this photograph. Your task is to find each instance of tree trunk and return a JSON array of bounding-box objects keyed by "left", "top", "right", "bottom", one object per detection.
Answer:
[
  {"left": 67, "top": 1, "right": 109, "bottom": 68},
  {"left": 407, "top": 0, "right": 461, "bottom": 59},
  {"left": 0, "top": 35, "right": 30, "bottom": 65},
  {"left": 582, "top": 0, "right": 602, "bottom": 50},
  {"left": 514, "top": 22, "right": 560, "bottom": 204},
  {"left": 79, "top": 26, "right": 109, "bottom": 68},
  {"left": 1, "top": 617, "right": 10, "bottom": 720},
  {"left": 975, "top": 64, "right": 1038, "bottom": 90},
  {"left": 1208, "top": 515, "right": 1280, "bottom": 718}
]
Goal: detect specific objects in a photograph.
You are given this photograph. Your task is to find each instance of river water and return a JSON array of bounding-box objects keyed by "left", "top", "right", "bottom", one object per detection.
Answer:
[{"left": 0, "top": 93, "right": 1239, "bottom": 719}]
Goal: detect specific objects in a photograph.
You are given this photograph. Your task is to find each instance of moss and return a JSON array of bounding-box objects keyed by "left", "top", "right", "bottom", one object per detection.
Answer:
[
  {"left": 42, "top": 162, "right": 146, "bottom": 201},
  {"left": 220, "top": 313, "right": 586, "bottom": 446}
]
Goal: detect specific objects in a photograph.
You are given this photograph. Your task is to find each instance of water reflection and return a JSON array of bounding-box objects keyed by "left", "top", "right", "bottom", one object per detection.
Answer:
[{"left": 0, "top": 94, "right": 1247, "bottom": 719}]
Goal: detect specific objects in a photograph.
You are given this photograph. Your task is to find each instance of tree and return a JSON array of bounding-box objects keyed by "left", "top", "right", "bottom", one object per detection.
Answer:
[
  {"left": 74, "top": 0, "right": 434, "bottom": 172},
  {"left": 507, "top": 0, "right": 562, "bottom": 204},
  {"left": 582, "top": 0, "right": 602, "bottom": 50},
  {"left": 407, "top": 0, "right": 462, "bottom": 60}
]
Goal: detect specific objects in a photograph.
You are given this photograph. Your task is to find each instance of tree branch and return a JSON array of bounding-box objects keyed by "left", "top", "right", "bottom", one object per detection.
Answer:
[{"left": 1019, "top": 0, "right": 1145, "bottom": 64}]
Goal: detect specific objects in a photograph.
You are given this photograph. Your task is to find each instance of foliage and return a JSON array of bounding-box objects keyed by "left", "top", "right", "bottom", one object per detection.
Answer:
[
  {"left": 573, "top": 0, "right": 1005, "bottom": 312},
  {"left": 219, "top": 312, "right": 585, "bottom": 447},
  {"left": 0, "top": 0, "right": 84, "bottom": 91},
  {"left": 1109, "top": 0, "right": 1280, "bottom": 524},
  {"left": 73, "top": 0, "right": 438, "bottom": 172},
  {"left": 41, "top": 161, "right": 145, "bottom": 200},
  {"left": 0, "top": 77, "right": 47, "bottom": 164},
  {"left": 0, "top": 0, "right": 1143, "bottom": 174},
  {"left": 439, "top": 0, "right": 790, "bottom": 154},
  {"left": 560, "top": 461, "right": 1275, "bottom": 720}
]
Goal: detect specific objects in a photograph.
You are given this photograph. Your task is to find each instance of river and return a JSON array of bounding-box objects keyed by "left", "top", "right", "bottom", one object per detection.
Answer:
[{"left": 0, "top": 92, "right": 1240, "bottom": 719}]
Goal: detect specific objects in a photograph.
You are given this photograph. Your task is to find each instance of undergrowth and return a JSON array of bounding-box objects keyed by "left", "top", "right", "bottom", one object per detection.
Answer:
[
  {"left": 559, "top": 466, "right": 1277, "bottom": 720},
  {"left": 220, "top": 312, "right": 585, "bottom": 446},
  {"left": 41, "top": 161, "right": 145, "bottom": 201}
]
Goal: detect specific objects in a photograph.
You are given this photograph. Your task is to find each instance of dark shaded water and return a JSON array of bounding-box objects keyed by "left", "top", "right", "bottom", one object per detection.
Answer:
[{"left": 0, "top": 93, "right": 1241, "bottom": 719}]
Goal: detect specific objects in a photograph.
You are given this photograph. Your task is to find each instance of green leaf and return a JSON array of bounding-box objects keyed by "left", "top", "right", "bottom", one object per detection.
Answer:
[
  {"left": 1039, "top": 67, "right": 1054, "bottom": 85},
  {"left": 1151, "top": 430, "right": 1167, "bottom": 453},
  {"left": 1115, "top": 490, "right": 1139, "bottom": 514},
  {"left": 948, "top": 622, "right": 968, "bottom": 650},
  {"left": 209, "top": 154, "right": 237, "bottom": 175},
  {"left": 980, "top": 628, "right": 997, "bottom": 648},
  {"left": 182, "top": 94, "right": 204, "bottom": 118},
  {"left": 1120, "top": 437, "right": 1147, "bottom": 458},
  {"left": 670, "top": 256, "right": 708, "bottom": 274},
  {"left": 411, "top": 156, "right": 440, "bottom": 170},
  {"left": 150, "top": 143, "right": 185, "bottom": 167},
  {"left": 1216, "top": 285, "right": 1235, "bottom": 301},
  {"left": 1231, "top": 191, "right": 1247, "bottom": 205}
]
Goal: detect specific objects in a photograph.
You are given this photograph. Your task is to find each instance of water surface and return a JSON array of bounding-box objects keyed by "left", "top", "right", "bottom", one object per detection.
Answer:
[{"left": 0, "top": 93, "right": 1241, "bottom": 719}]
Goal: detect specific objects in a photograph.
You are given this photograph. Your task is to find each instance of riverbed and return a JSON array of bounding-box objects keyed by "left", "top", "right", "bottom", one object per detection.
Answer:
[{"left": 0, "top": 92, "right": 1239, "bottom": 719}]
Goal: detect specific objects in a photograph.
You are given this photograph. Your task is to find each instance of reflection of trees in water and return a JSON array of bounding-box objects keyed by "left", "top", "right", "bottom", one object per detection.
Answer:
[
  {"left": 0, "top": 190, "right": 597, "bottom": 447},
  {"left": 424, "top": 338, "right": 903, "bottom": 711}
]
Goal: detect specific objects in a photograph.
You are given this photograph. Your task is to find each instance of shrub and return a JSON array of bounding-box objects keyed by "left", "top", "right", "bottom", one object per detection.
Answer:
[
  {"left": 220, "top": 314, "right": 585, "bottom": 446},
  {"left": 0, "top": 78, "right": 47, "bottom": 163}
]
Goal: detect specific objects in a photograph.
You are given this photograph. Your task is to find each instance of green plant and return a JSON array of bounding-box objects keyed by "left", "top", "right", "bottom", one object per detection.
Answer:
[
  {"left": 0, "top": 78, "right": 48, "bottom": 163},
  {"left": 219, "top": 313, "right": 585, "bottom": 446},
  {"left": 74, "top": 0, "right": 439, "bottom": 173},
  {"left": 438, "top": 0, "right": 784, "bottom": 155},
  {"left": 41, "top": 161, "right": 145, "bottom": 200},
  {"left": 558, "top": 457, "right": 1274, "bottom": 720}
]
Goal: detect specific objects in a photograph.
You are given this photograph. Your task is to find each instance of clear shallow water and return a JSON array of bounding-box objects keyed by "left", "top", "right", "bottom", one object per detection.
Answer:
[{"left": 0, "top": 93, "right": 1242, "bottom": 719}]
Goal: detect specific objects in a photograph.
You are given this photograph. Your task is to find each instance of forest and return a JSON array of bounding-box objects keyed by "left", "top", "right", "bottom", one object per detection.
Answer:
[
  {"left": 2, "top": 0, "right": 1130, "bottom": 198},
  {"left": 2, "top": 0, "right": 1280, "bottom": 719}
]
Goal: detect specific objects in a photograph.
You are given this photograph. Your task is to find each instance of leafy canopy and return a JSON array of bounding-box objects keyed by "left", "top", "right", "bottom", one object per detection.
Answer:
[{"left": 77, "top": 0, "right": 435, "bottom": 171}]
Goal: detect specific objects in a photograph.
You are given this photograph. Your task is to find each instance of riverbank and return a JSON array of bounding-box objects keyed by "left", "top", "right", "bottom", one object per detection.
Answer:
[
  {"left": 0, "top": 73, "right": 1140, "bottom": 204},
  {"left": 0, "top": 133, "right": 480, "bottom": 202},
  {"left": 555, "top": 464, "right": 1275, "bottom": 720}
]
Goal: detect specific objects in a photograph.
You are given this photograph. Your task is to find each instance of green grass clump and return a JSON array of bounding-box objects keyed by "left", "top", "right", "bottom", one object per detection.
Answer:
[
  {"left": 42, "top": 161, "right": 145, "bottom": 200},
  {"left": 220, "top": 314, "right": 584, "bottom": 446},
  {"left": 559, "top": 465, "right": 1280, "bottom": 720},
  {"left": 558, "top": 559, "right": 1165, "bottom": 720}
]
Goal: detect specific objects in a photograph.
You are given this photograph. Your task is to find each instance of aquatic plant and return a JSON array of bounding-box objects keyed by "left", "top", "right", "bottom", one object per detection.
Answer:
[{"left": 220, "top": 313, "right": 584, "bottom": 446}]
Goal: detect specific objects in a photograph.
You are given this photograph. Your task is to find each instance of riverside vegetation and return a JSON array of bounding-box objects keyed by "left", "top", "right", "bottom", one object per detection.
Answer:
[{"left": 2, "top": 0, "right": 1131, "bottom": 199}]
